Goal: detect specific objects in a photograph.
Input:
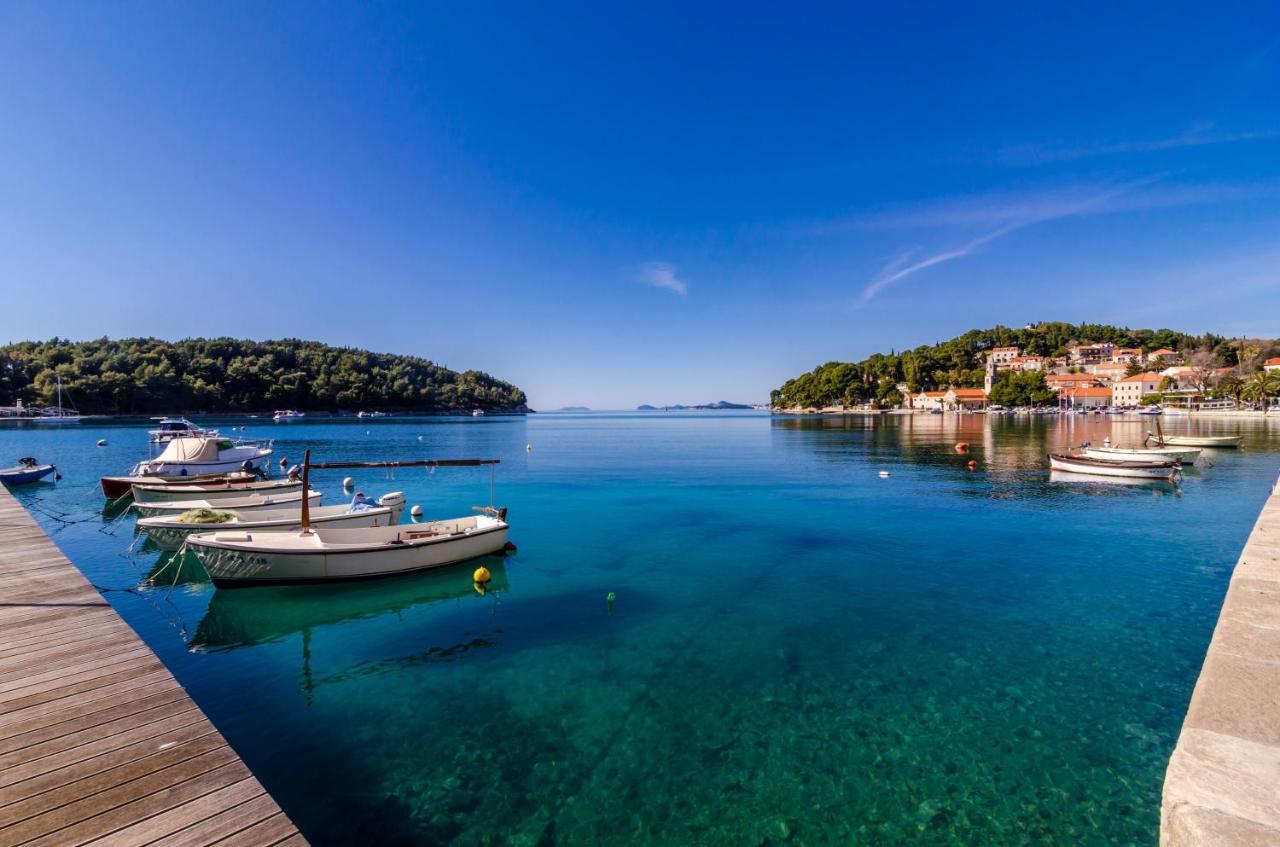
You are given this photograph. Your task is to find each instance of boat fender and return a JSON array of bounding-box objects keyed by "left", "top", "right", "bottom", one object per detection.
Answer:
[
  {"left": 503, "top": 541, "right": 517, "bottom": 553},
  {"left": 473, "top": 566, "right": 492, "bottom": 584},
  {"left": 55, "top": 472, "right": 62, "bottom": 481},
  {"left": 279, "top": 457, "right": 288, "bottom": 467}
]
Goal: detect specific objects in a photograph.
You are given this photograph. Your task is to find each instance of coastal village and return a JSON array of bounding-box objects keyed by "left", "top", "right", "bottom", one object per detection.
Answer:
[{"left": 796, "top": 342, "right": 1280, "bottom": 414}]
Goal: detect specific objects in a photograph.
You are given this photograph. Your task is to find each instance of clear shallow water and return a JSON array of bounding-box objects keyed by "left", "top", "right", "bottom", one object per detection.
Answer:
[{"left": 4, "top": 411, "right": 1280, "bottom": 846}]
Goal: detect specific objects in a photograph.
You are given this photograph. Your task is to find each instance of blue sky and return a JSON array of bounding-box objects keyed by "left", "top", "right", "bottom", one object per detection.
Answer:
[{"left": 1, "top": 3, "right": 1277, "bottom": 409}]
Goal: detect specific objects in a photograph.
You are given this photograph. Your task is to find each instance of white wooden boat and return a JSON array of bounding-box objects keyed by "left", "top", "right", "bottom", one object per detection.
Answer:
[
  {"left": 137, "top": 492, "right": 405, "bottom": 551},
  {"left": 0, "top": 458, "right": 56, "bottom": 486},
  {"left": 186, "top": 512, "right": 508, "bottom": 586},
  {"left": 131, "top": 476, "right": 303, "bottom": 504},
  {"left": 1083, "top": 445, "right": 1201, "bottom": 463},
  {"left": 131, "top": 436, "right": 272, "bottom": 477},
  {"left": 1048, "top": 453, "right": 1180, "bottom": 479},
  {"left": 1155, "top": 434, "right": 1243, "bottom": 448},
  {"left": 132, "top": 489, "right": 321, "bottom": 519}
]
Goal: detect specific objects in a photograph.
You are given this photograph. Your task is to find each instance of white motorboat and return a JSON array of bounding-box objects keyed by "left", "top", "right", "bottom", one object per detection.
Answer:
[
  {"left": 131, "top": 436, "right": 272, "bottom": 477},
  {"left": 273, "top": 410, "right": 305, "bottom": 422},
  {"left": 357, "top": 411, "right": 388, "bottom": 419},
  {"left": 1048, "top": 453, "right": 1180, "bottom": 480},
  {"left": 471, "top": 409, "right": 485, "bottom": 417},
  {"left": 148, "top": 417, "right": 218, "bottom": 445},
  {"left": 137, "top": 492, "right": 406, "bottom": 551},
  {"left": 1137, "top": 406, "right": 1162, "bottom": 416},
  {"left": 186, "top": 511, "right": 508, "bottom": 586},
  {"left": 132, "top": 489, "right": 321, "bottom": 519},
  {"left": 1155, "top": 434, "right": 1243, "bottom": 448},
  {"left": 131, "top": 476, "right": 303, "bottom": 504},
  {"left": 1083, "top": 445, "right": 1201, "bottom": 463}
]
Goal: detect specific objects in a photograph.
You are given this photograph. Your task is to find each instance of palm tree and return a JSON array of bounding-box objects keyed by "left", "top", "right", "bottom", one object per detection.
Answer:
[
  {"left": 1219, "top": 373, "right": 1245, "bottom": 407},
  {"left": 1244, "top": 372, "right": 1280, "bottom": 414}
]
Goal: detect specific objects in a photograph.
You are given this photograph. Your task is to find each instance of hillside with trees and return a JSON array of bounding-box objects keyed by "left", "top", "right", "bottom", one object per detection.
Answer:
[
  {"left": 0, "top": 338, "right": 528, "bottom": 415},
  {"left": 771, "top": 322, "right": 1280, "bottom": 409}
]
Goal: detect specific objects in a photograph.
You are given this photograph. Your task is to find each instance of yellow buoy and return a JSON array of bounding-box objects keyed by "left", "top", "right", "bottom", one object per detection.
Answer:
[{"left": 473, "top": 566, "right": 491, "bottom": 584}]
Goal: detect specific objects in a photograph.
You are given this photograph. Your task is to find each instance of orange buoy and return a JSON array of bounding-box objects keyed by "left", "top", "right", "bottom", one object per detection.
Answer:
[
  {"left": 954, "top": 442, "right": 969, "bottom": 453},
  {"left": 967, "top": 459, "right": 978, "bottom": 470}
]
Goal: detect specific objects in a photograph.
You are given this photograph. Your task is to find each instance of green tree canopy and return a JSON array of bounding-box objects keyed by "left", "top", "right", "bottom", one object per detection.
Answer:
[{"left": 0, "top": 337, "right": 527, "bottom": 415}]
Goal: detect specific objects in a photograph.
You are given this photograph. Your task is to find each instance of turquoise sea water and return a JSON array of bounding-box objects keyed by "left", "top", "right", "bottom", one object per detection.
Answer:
[{"left": 4, "top": 411, "right": 1279, "bottom": 845}]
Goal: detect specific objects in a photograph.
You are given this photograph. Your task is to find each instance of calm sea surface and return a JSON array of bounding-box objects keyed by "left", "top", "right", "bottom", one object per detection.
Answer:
[{"left": 4, "top": 411, "right": 1279, "bottom": 845}]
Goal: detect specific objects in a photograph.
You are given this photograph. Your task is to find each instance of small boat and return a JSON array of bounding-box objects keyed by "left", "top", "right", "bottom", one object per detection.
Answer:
[
  {"left": 356, "top": 411, "right": 388, "bottom": 419},
  {"left": 1155, "top": 434, "right": 1243, "bottom": 449},
  {"left": 131, "top": 436, "right": 272, "bottom": 477},
  {"left": 471, "top": 409, "right": 485, "bottom": 417},
  {"left": 148, "top": 417, "right": 218, "bottom": 445},
  {"left": 30, "top": 377, "right": 82, "bottom": 425},
  {"left": 0, "top": 457, "right": 56, "bottom": 486},
  {"left": 187, "top": 511, "right": 508, "bottom": 586},
  {"left": 101, "top": 470, "right": 258, "bottom": 501},
  {"left": 1137, "top": 406, "right": 1162, "bottom": 416},
  {"left": 273, "top": 410, "right": 305, "bottom": 422},
  {"left": 1083, "top": 445, "right": 1201, "bottom": 463},
  {"left": 132, "top": 489, "right": 322, "bottom": 519},
  {"left": 137, "top": 492, "right": 406, "bottom": 551},
  {"left": 1048, "top": 453, "right": 1180, "bottom": 480},
  {"left": 131, "top": 476, "right": 303, "bottom": 504}
]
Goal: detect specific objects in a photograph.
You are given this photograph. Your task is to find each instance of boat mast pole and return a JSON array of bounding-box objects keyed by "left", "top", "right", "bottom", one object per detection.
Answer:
[{"left": 300, "top": 448, "right": 312, "bottom": 534}]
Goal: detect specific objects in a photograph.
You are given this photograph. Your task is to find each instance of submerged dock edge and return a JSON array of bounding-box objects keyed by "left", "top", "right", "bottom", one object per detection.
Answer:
[{"left": 1161, "top": 473, "right": 1280, "bottom": 845}]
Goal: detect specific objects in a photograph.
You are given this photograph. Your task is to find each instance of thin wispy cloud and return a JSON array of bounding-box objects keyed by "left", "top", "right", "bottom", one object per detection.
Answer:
[
  {"left": 856, "top": 177, "right": 1159, "bottom": 306},
  {"left": 636, "top": 261, "right": 688, "bottom": 295},
  {"left": 998, "top": 122, "right": 1279, "bottom": 165}
]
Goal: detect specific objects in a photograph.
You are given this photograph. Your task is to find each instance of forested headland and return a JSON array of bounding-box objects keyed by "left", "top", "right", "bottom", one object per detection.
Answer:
[
  {"left": 0, "top": 338, "right": 528, "bottom": 415},
  {"left": 771, "top": 322, "right": 1280, "bottom": 409}
]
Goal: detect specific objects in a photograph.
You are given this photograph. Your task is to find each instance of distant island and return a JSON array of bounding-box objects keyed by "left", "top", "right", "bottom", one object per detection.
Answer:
[
  {"left": 0, "top": 337, "right": 529, "bottom": 415},
  {"left": 548, "top": 406, "right": 591, "bottom": 412},
  {"left": 636, "top": 401, "right": 754, "bottom": 410},
  {"left": 773, "top": 321, "right": 1280, "bottom": 410}
]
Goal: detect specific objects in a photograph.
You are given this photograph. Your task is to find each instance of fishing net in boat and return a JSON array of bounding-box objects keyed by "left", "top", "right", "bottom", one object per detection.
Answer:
[{"left": 175, "top": 508, "right": 237, "bottom": 524}]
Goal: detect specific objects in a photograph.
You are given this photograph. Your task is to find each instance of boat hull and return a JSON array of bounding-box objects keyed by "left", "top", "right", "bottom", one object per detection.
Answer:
[
  {"left": 131, "top": 478, "right": 302, "bottom": 504},
  {"left": 0, "top": 464, "right": 56, "bottom": 486},
  {"left": 1158, "top": 435, "right": 1243, "bottom": 448},
  {"left": 188, "top": 520, "right": 508, "bottom": 586},
  {"left": 1048, "top": 454, "right": 1178, "bottom": 479},
  {"left": 134, "top": 447, "right": 273, "bottom": 477},
  {"left": 1083, "top": 446, "right": 1200, "bottom": 463},
  {"left": 138, "top": 497, "right": 405, "bottom": 551},
  {"left": 101, "top": 471, "right": 256, "bottom": 500},
  {"left": 132, "top": 490, "right": 321, "bottom": 519}
]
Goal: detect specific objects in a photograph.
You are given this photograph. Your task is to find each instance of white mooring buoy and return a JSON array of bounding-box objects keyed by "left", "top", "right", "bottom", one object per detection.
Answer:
[
  {"left": 343, "top": 476, "right": 354, "bottom": 488},
  {"left": 410, "top": 504, "right": 424, "bottom": 519}
]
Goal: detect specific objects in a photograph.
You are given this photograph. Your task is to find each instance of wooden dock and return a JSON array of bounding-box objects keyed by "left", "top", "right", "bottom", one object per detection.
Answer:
[{"left": 0, "top": 486, "right": 307, "bottom": 847}]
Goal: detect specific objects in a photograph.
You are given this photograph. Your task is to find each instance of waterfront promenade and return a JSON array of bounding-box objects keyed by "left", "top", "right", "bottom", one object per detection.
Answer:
[
  {"left": 0, "top": 486, "right": 305, "bottom": 847},
  {"left": 1162, "top": 473, "right": 1280, "bottom": 845}
]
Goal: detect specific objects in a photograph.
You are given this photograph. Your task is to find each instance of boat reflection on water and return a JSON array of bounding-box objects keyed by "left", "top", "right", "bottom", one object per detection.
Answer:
[
  {"left": 1048, "top": 470, "right": 1182, "bottom": 495},
  {"left": 142, "top": 549, "right": 211, "bottom": 586},
  {"left": 189, "top": 557, "right": 511, "bottom": 653}
]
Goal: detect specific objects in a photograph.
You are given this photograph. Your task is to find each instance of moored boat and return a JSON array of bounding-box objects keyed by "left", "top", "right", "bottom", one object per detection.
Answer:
[
  {"left": 132, "top": 489, "right": 321, "bottom": 519},
  {"left": 131, "top": 476, "right": 303, "bottom": 504},
  {"left": 131, "top": 436, "right": 272, "bottom": 477},
  {"left": 1154, "top": 434, "right": 1243, "bottom": 448},
  {"left": 1083, "top": 445, "right": 1201, "bottom": 463},
  {"left": 101, "top": 470, "right": 258, "bottom": 500},
  {"left": 187, "top": 511, "right": 508, "bottom": 586},
  {"left": 273, "top": 410, "right": 305, "bottom": 422},
  {"left": 137, "top": 492, "right": 405, "bottom": 551},
  {"left": 1048, "top": 453, "right": 1180, "bottom": 479},
  {"left": 149, "top": 417, "right": 218, "bottom": 445},
  {"left": 0, "top": 458, "right": 56, "bottom": 486}
]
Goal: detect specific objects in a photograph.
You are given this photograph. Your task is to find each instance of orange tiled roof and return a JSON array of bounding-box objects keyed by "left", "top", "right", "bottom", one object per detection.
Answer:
[
  {"left": 1265, "top": 357, "right": 1280, "bottom": 366},
  {"left": 1063, "top": 387, "right": 1113, "bottom": 397},
  {"left": 1120, "top": 372, "right": 1162, "bottom": 382},
  {"left": 951, "top": 389, "right": 987, "bottom": 397}
]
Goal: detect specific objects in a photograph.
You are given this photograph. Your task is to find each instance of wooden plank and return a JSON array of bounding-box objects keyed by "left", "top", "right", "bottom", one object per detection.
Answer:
[{"left": 0, "top": 486, "right": 305, "bottom": 846}]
